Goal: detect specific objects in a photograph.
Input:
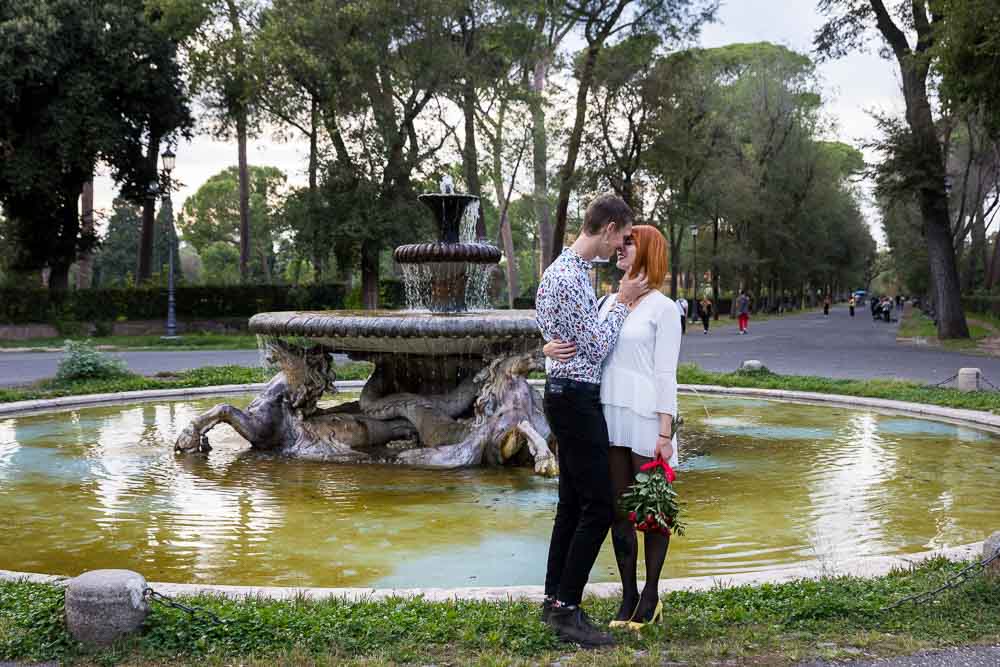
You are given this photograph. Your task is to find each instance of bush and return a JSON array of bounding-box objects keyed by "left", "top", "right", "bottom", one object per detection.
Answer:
[
  {"left": 55, "top": 340, "right": 129, "bottom": 381},
  {"left": 0, "top": 283, "right": 352, "bottom": 324}
]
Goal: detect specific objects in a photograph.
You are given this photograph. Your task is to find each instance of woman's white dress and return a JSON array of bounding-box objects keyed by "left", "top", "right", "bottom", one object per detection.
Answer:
[{"left": 598, "top": 291, "right": 682, "bottom": 467}]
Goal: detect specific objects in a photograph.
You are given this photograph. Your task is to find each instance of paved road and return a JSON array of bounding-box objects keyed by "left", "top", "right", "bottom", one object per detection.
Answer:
[
  {"left": 3, "top": 307, "right": 1000, "bottom": 387},
  {"left": 0, "top": 349, "right": 264, "bottom": 387},
  {"left": 679, "top": 305, "right": 1000, "bottom": 385}
]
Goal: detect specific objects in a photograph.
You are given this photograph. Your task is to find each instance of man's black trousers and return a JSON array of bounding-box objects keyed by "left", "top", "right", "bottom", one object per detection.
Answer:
[{"left": 543, "top": 379, "right": 615, "bottom": 606}]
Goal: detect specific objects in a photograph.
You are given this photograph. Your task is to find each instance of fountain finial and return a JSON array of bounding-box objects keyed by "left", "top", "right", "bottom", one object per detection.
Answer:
[{"left": 441, "top": 174, "right": 454, "bottom": 194}]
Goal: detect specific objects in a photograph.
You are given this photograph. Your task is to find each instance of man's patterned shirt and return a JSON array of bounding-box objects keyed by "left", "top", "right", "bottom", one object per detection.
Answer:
[{"left": 536, "top": 247, "right": 629, "bottom": 384}]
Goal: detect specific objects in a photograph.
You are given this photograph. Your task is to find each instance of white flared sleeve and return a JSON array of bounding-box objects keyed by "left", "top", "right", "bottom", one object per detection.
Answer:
[{"left": 654, "top": 299, "right": 682, "bottom": 417}]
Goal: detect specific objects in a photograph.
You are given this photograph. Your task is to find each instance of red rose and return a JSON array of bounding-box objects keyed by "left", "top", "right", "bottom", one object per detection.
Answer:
[{"left": 628, "top": 511, "right": 637, "bottom": 522}]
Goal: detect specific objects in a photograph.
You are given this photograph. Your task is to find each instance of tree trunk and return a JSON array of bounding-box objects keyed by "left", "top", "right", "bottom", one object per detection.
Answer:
[
  {"left": 49, "top": 192, "right": 80, "bottom": 291},
  {"left": 361, "top": 239, "right": 380, "bottom": 309},
  {"left": 551, "top": 44, "right": 601, "bottom": 265},
  {"left": 966, "top": 206, "right": 987, "bottom": 291},
  {"left": 308, "top": 95, "right": 324, "bottom": 281},
  {"left": 237, "top": 111, "right": 251, "bottom": 282},
  {"left": 530, "top": 58, "right": 552, "bottom": 273},
  {"left": 77, "top": 178, "right": 95, "bottom": 289},
  {"left": 136, "top": 130, "right": 162, "bottom": 283},
  {"left": 712, "top": 216, "right": 720, "bottom": 319},
  {"left": 462, "top": 78, "right": 486, "bottom": 239}
]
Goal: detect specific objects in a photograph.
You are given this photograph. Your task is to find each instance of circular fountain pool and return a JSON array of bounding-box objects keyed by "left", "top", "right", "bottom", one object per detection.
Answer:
[{"left": 2, "top": 394, "right": 997, "bottom": 588}]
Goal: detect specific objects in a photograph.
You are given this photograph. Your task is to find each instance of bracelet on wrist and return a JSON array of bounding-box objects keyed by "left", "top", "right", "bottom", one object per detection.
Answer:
[{"left": 658, "top": 433, "right": 671, "bottom": 439}]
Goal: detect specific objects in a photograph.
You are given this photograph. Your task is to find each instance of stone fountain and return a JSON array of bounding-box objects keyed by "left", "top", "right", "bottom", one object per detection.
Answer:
[{"left": 175, "top": 179, "right": 557, "bottom": 476}]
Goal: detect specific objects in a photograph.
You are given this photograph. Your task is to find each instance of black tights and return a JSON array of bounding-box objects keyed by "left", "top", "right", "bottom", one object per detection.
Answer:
[{"left": 609, "top": 446, "right": 670, "bottom": 622}]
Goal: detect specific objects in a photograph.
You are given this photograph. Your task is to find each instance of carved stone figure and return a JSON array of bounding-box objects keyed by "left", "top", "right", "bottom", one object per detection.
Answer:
[{"left": 175, "top": 340, "right": 558, "bottom": 476}]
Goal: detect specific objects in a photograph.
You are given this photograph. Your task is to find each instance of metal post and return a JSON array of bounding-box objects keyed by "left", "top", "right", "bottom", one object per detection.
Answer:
[
  {"left": 161, "top": 148, "right": 178, "bottom": 340},
  {"left": 165, "top": 190, "right": 177, "bottom": 338},
  {"left": 690, "top": 225, "right": 699, "bottom": 319}
]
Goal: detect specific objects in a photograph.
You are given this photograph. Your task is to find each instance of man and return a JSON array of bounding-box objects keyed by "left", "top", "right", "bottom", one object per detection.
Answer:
[
  {"left": 737, "top": 290, "right": 750, "bottom": 334},
  {"left": 677, "top": 295, "right": 688, "bottom": 334},
  {"left": 535, "top": 193, "right": 646, "bottom": 648}
]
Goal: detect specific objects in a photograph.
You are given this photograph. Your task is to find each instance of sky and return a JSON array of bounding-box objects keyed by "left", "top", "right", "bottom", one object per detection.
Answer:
[{"left": 91, "top": 0, "right": 903, "bottom": 241}]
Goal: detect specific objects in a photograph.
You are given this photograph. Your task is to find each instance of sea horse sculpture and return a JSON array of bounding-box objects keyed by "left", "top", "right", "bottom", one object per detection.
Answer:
[{"left": 174, "top": 340, "right": 558, "bottom": 476}]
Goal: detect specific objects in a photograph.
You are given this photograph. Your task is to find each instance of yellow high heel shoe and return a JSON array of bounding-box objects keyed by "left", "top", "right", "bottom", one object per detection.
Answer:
[
  {"left": 608, "top": 602, "right": 640, "bottom": 629},
  {"left": 626, "top": 600, "right": 663, "bottom": 631}
]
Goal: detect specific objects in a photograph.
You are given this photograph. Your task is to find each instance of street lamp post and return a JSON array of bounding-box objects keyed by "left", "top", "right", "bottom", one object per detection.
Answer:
[
  {"left": 690, "top": 224, "right": 699, "bottom": 320},
  {"left": 161, "top": 148, "right": 178, "bottom": 339}
]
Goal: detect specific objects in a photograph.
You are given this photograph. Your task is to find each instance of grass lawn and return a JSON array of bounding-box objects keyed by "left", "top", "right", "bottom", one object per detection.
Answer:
[
  {"left": 1, "top": 557, "right": 998, "bottom": 666},
  {"left": 0, "top": 332, "right": 261, "bottom": 351},
  {"left": 897, "top": 309, "right": 993, "bottom": 352},
  {"left": 0, "top": 362, "right": 375, "bottom": 404}
]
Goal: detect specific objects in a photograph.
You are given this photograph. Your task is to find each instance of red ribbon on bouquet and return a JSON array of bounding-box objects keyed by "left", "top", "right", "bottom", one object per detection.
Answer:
[{"left": 640, "top": 456, "right": 676, "bottom": 483}]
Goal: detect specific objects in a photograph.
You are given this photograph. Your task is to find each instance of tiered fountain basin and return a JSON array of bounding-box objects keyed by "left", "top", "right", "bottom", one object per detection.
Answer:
[
  {"left": 2, "top": 392, "right": 998, "bottom": 589},
  {"left": 249, "top": 309, "right": 541, "bottom": 357}
]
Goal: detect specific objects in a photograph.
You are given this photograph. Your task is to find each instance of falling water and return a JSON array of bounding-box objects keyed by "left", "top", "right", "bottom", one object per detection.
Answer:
[
  {"left": 459, "top": 200, "right": 492, "bottom": 310},
  {"left": 401, "top": 264, "right": 431, "bottom": 311},
  {"left": 459, "top": 200, "right": 479, "bottom": 243}
]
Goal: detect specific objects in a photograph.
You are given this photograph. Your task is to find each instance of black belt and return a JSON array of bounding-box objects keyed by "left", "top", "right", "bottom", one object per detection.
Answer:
[{"left": 545, "top": 377, "right": 600, "bottom": 397}]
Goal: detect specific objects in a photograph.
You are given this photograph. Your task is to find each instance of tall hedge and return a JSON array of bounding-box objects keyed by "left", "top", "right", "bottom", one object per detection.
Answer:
[{"left": 0, "top": 281, "right": 406, "bottom": 324}]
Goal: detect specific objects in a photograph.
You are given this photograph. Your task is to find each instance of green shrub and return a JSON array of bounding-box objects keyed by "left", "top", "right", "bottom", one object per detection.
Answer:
[
  {"left": 0, "top": 283, "right": 353, "bottom": 324},
  {"left": 55, "top": 340, "right": 129, "bottom": 381},
  {"left": 92, "top": 321, "right": 114, "bottom": 337}
]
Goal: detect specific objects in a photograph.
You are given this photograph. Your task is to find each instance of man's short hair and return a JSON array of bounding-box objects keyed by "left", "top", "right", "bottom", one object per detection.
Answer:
[{"left": 582, "top": 193, "right": 634, "bottom": 235}]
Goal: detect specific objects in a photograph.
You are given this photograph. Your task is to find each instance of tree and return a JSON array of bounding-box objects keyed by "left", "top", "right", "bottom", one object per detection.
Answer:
[
  {"left": 273, "top": 0, "right": 463, "bottom": 308},
  {"left": 816, "top": 0, "right": 969, "bottom": 338},
  {"left": 177, "top": 166, "right": 287, "bottom": 282},
  {"left": 172, "top": 0, "right": 262, "bottom": 283},
  {"left": 93, "top": 200, "right": 141, "bottom": 287},
  {"left": 93, "top": 197, "right": 179, "bottom": 287},
  {"left": 0, "top": 0, "right": 191, "bottom": 289},
  {"left": 547, "top": 0, "right": 716, "bottom": 265},
  {"left": 935, "top": 0, "right": 1000, "bottom": 141}
]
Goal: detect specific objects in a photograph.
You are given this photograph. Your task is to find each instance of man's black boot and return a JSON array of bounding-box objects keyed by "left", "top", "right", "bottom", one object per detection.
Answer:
[
  {"left": 540, "top": 597, "right": 554, "bottom": 623},
  {"left": 545, "top": 605, "right": 615, "bottom": 647}
]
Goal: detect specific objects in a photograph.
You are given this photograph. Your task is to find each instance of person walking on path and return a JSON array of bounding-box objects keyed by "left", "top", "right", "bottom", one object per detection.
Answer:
[
  {"left": 699, "top": 296, "right": 713, "bottom": 334},
  {"left": 677, "top": 296, "right": 688, "bottom": 334},
  {"left": 543, "top": 225, "right": 681, "bottom": 633},
  {"left": 823, "top": 294, "right": 831, "bottom": 317},
  {"left": 535, "top": 193, "right": 647, "bottom": 648},
  {"left": 849, "top": 295, "right": 856, "bottom": 317},
  {"left": 737, "top": 290, "right": 751, "bottom": 335}
]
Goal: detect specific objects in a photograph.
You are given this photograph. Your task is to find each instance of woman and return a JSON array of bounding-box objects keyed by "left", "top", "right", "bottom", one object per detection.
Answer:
[
  {"left": 543, "top": 225, "right": 681, "bottom": 630},
  {"left": 699, "top": 296, "right": 712, "bottom": 334}
]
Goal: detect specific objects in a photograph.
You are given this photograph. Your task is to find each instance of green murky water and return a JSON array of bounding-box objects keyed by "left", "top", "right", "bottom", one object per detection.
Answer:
[{"left": 1, "top": 394, "right": 997, "bottom": 588}]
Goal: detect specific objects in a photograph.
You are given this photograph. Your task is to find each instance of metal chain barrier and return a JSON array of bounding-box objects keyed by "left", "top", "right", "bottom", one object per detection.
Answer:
[
  {"left": 980, "top": 374, "right": 1000, "bottom": 392},
  {"left": 929, "top": 373, "right": 958, "bottom": 388},
  {"left": 143, "top": 587, "right": 226, "bottom": 626},
  {"left": 878, "top": 544, "right": 1000, "bottom": 613}
]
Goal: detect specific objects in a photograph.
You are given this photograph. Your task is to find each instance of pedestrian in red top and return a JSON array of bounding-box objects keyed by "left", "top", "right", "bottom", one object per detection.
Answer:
[{"left": 737, "top": 290, "right": 750, "bottom": 335}]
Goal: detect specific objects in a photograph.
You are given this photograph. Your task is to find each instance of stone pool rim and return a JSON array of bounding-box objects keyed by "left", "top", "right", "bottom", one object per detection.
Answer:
[
  {"left": 1, "top": 382, "right": 996, "bottom": 599},
  {"left": 0, "top": 542, "right": 984, "bottom": 602},
  {"left": 3, "top": 380, "right": 1000, "bottom": 434}
]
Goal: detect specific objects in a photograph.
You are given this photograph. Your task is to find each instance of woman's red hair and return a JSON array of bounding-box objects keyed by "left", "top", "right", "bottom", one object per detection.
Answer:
[{"left": 628, "top": 225, "right": 668, "bottom": 288}]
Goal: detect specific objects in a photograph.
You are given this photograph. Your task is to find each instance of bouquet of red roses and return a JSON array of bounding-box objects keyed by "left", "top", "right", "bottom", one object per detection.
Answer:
[
  {"left": 620, "top": 458, "right": 685, "bottom": 536},
  {"left": 619, "top": 421, "right": 685, "bottom": 536}
]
